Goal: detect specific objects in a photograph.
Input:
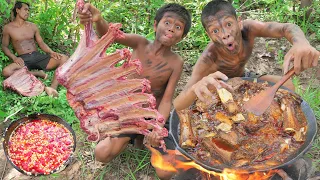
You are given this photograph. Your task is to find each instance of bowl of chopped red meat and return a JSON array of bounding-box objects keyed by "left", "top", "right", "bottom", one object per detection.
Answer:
[{"left": 2, "top": 114, "right": 76, "bottom": 176}]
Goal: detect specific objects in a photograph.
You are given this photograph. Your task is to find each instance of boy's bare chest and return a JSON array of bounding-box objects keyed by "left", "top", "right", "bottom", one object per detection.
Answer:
[
  {"left": 10, "top": 26, "right": 35, "bottom": 42},
  {"left": 131, "top": 53, "right": 173, "bottom": 89},
  {"left": 214, "top": 49, "right": 252, "bottom": 77}
]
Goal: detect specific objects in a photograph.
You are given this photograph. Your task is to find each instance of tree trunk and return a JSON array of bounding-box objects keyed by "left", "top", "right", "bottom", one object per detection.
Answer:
[
  {"left": 300, "top": 0, "right": 312, "bottom": 19},
  {"left": 45, "top": 0, "right": 48, "bottom": 11}
]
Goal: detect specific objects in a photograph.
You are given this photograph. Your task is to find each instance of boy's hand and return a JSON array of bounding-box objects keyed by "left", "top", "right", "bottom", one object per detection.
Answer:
[
  {"left": 192, "top": 71, "right": 232, "bottom": 102},
  {"left": 78, "top": 3, "right": 102, "bottom": 25},
  {"left": 13, "top": 57, "right": 25, "bottom": 67},
  {"left": 144, "top": 131, "right": 161, "bottom": 147},
  {"left": 283, "top": 43, "right": 319, "bottom": 74},
  {"left": 50, "top": 51, "right": 62, "bottom": 60}
]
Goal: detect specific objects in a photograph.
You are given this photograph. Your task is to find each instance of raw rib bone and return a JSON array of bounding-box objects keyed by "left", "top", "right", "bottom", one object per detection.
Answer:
[
  {"left": 85, "top": 92, "right": 156, "bottom": 110},
  {"left": 55, "top": 0, "right": 168, "bottom": 150},
  {"left": 3, "top": 67, "right": 45, "bottom": 97}
]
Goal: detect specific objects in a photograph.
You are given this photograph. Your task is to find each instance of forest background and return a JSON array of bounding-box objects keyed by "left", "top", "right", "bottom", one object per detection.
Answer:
[{"left": 0, "top": 0, "right": 319, "bottom": 179}]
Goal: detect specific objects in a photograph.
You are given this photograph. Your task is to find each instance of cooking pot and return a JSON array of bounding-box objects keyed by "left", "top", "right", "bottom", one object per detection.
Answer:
[
  {"left": 169, "top": 77, "right": 317, "bottom": 173},
  {"left": 2, "top": 113, "right": 76, "bottom": 176}
]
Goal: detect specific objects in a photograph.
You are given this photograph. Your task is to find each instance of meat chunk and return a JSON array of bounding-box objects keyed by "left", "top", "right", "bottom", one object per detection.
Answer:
[
  {"left": 217, "top": 88, "right": 239, "bottom": 114},
  {"left": 55, "top": 0, "right": 168, "bottom": 150},
  {"left": 202, "top": 138, "right": 234, "bottom": 163},
  {"left": 3, "top": 67, "right": 44, "bottom": 97},
  {"left": 280, "top": 96, "right": 301, "bottom": 133},
  {"left": 177, "top": 109, "right": 196, "bottom": 148}
]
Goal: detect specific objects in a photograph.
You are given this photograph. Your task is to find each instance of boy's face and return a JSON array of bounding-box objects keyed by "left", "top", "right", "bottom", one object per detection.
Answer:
[
  {"left": 17, "top": 4, "right": 30, "bottom": 20},
  {"left": 205, "top": 10, "right": 242, "bottom": 54},
  {"left": 154, "top": 12, "right": 185, "bottom": 46}
]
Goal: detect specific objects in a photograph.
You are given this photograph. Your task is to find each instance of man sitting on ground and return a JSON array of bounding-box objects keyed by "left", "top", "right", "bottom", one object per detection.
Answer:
[{"left": 1, "top": 1, "right": 68, "bottom": 97}]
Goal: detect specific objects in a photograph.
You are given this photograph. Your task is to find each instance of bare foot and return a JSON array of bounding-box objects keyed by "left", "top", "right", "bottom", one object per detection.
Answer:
[
  {"left": 33, "top": 70, "right": 48, "bottom": 79},
  {"left": 45, "top": 87, "right": 58, "bottom": 97},
  {"left": 43, "top": 72, "right": 48, "bottom": 80}
]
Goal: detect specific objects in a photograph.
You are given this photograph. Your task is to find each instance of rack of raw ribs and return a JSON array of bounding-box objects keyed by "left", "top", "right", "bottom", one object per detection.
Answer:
[
  {"left": 3, "top": 67, "right": 45, "bottom": 97},
  {"left": 55, "top": 0, "right": 168, "bottom": 149}
]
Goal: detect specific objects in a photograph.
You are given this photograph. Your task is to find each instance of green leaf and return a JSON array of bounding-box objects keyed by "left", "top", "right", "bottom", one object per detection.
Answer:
[{"left": 0, "top": 110, "right": 7, "bottom": 118}]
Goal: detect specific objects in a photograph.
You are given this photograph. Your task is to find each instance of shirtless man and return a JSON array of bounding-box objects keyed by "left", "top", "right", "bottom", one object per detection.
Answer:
[
  {"left": 1, "top": 1, "right": 68, "bottom": 97},
  {"left": 174, "top": 0, "right": 319, "bottom": 110},
  {"left": 79, "top": 3, "right": 191, "bottom": 180}
]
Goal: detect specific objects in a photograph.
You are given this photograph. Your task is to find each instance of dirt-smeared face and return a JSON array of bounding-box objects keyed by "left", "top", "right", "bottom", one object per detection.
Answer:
[
  {"left": 205, "top": 10, "right": 242, "bottom": 54},
  {"left": 154, "top": 12, "right": 185, "bottom": 46},
  {"left": 17, "top": 4, "right": 29, "bottom": 20}
]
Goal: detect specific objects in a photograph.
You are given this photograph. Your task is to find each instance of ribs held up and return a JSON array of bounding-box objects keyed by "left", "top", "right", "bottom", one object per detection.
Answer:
[{"left": 55, "top": 0, "right": 168, "bottom": 150}]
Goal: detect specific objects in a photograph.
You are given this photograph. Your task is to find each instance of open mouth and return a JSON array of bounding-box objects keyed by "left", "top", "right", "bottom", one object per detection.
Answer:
[{"left": 227, "top": 43, "right": 235, "bottom": 51}]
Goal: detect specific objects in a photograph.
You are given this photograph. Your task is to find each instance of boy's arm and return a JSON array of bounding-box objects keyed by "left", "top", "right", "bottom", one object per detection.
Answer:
[
  {"left": 79, "top": 3, "right": 146, "bottom": 49},
  {"left": 173, "top": 57, "right": 211, "bottom": 111},
  {"left": 157, "top": 58, "right": 184, "bottom": 122},
  {"left": 1, "top": 25, "right": 24, "bottom": 66},
  {"left": 245, "top": 20, "right": 319, "bottom": 74},
  {"left": 173, "top": 48, "right": 230, "bottom": 111}
]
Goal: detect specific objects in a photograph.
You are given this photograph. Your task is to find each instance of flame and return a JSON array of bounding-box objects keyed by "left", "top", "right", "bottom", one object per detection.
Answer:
[
  {"left": 148, "top": 146, "right": 277, "bottom": 180},
  {"left": 150, "top": 146, "right": 178, "bottom": 172}
]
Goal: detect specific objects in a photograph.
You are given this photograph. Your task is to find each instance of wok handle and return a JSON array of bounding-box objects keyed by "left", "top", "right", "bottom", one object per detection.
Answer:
[{"left": 277, "top": 67, "right": 295, "bottom": 89}]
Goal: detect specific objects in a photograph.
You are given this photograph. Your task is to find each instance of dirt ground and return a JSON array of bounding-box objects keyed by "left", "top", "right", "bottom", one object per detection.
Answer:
[{"left": 0, "top": 37, "right": 319, "bottom": 180}]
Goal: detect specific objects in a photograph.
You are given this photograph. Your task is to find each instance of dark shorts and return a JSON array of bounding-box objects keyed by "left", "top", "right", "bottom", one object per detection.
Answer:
[
  {"left": 18, "top": 51, "right": 51, "bottom": 71},
  {"left": 243, "top": 68, "right": 267, "bottom": 79}
]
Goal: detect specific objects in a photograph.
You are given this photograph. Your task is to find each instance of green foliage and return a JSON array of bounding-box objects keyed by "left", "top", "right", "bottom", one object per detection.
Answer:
[
  {"left": 0, "top": 77, "right": 77, "bottom": 124},
  {"left": 0, "top": 0, "right": 12, "bottom": 26},
  {"left": 294, "top": 78, "right": 320, "bottom": 120},
  {"left": 29, "top": 0, "right": 80, "bottom": 55},
  {"left": 0, "top": 50, "right": 9, "bottom": 64},
  {"left": 294, "top": 77, "right": 320, "bottom": 171},
  {"left": 276, "top": 49, "right": 284, "bottom": 65},
  {"left": 1, "top": 0, "right": 319, "bottom": 65},
  {"left": 236, "top": 0, "right": 320, "bottom": 37}
]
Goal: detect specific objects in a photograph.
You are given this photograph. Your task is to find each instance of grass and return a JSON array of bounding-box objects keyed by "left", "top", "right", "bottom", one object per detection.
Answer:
[
  {"left": 294, "top": 77, "right": 320, "bottom": 172},
  {"left": 294, "top": 78, "right": 320, "bottom": 119},
  {"left": 64, "top": 120, "right": 158, "bottom": 180}
]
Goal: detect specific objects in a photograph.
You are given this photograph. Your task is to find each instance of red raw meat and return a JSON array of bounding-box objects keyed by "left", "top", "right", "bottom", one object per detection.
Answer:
[
  {"left": 3, "top": 67, "right": 45, "bottom": 97},
  {"left": 55, "top": 0, "right": 168, "bottom": 150}
]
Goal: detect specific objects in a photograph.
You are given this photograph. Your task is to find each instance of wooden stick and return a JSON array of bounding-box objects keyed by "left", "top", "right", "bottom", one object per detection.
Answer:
[{"left": 3, "top": 107, "right": 23, "bottom": 123}]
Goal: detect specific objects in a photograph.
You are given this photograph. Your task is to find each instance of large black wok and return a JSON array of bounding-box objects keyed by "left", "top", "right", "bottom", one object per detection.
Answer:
[
  {"left": 2, "top": 114, "right": 76, "bottom": 176},
  {"left": 169, "top": 77, "right": 317, "bottom": 173}
]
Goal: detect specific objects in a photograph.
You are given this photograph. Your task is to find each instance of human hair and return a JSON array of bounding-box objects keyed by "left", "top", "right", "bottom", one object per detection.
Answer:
[
  {"left": 13, "top": 1, "right": 30, "bottom": 17},
  {"left": 201, "top": 0, "right": 237, "bottom": 29},
  {"left": 154, "top": 3, "right": 192, "bottom": 37}
]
